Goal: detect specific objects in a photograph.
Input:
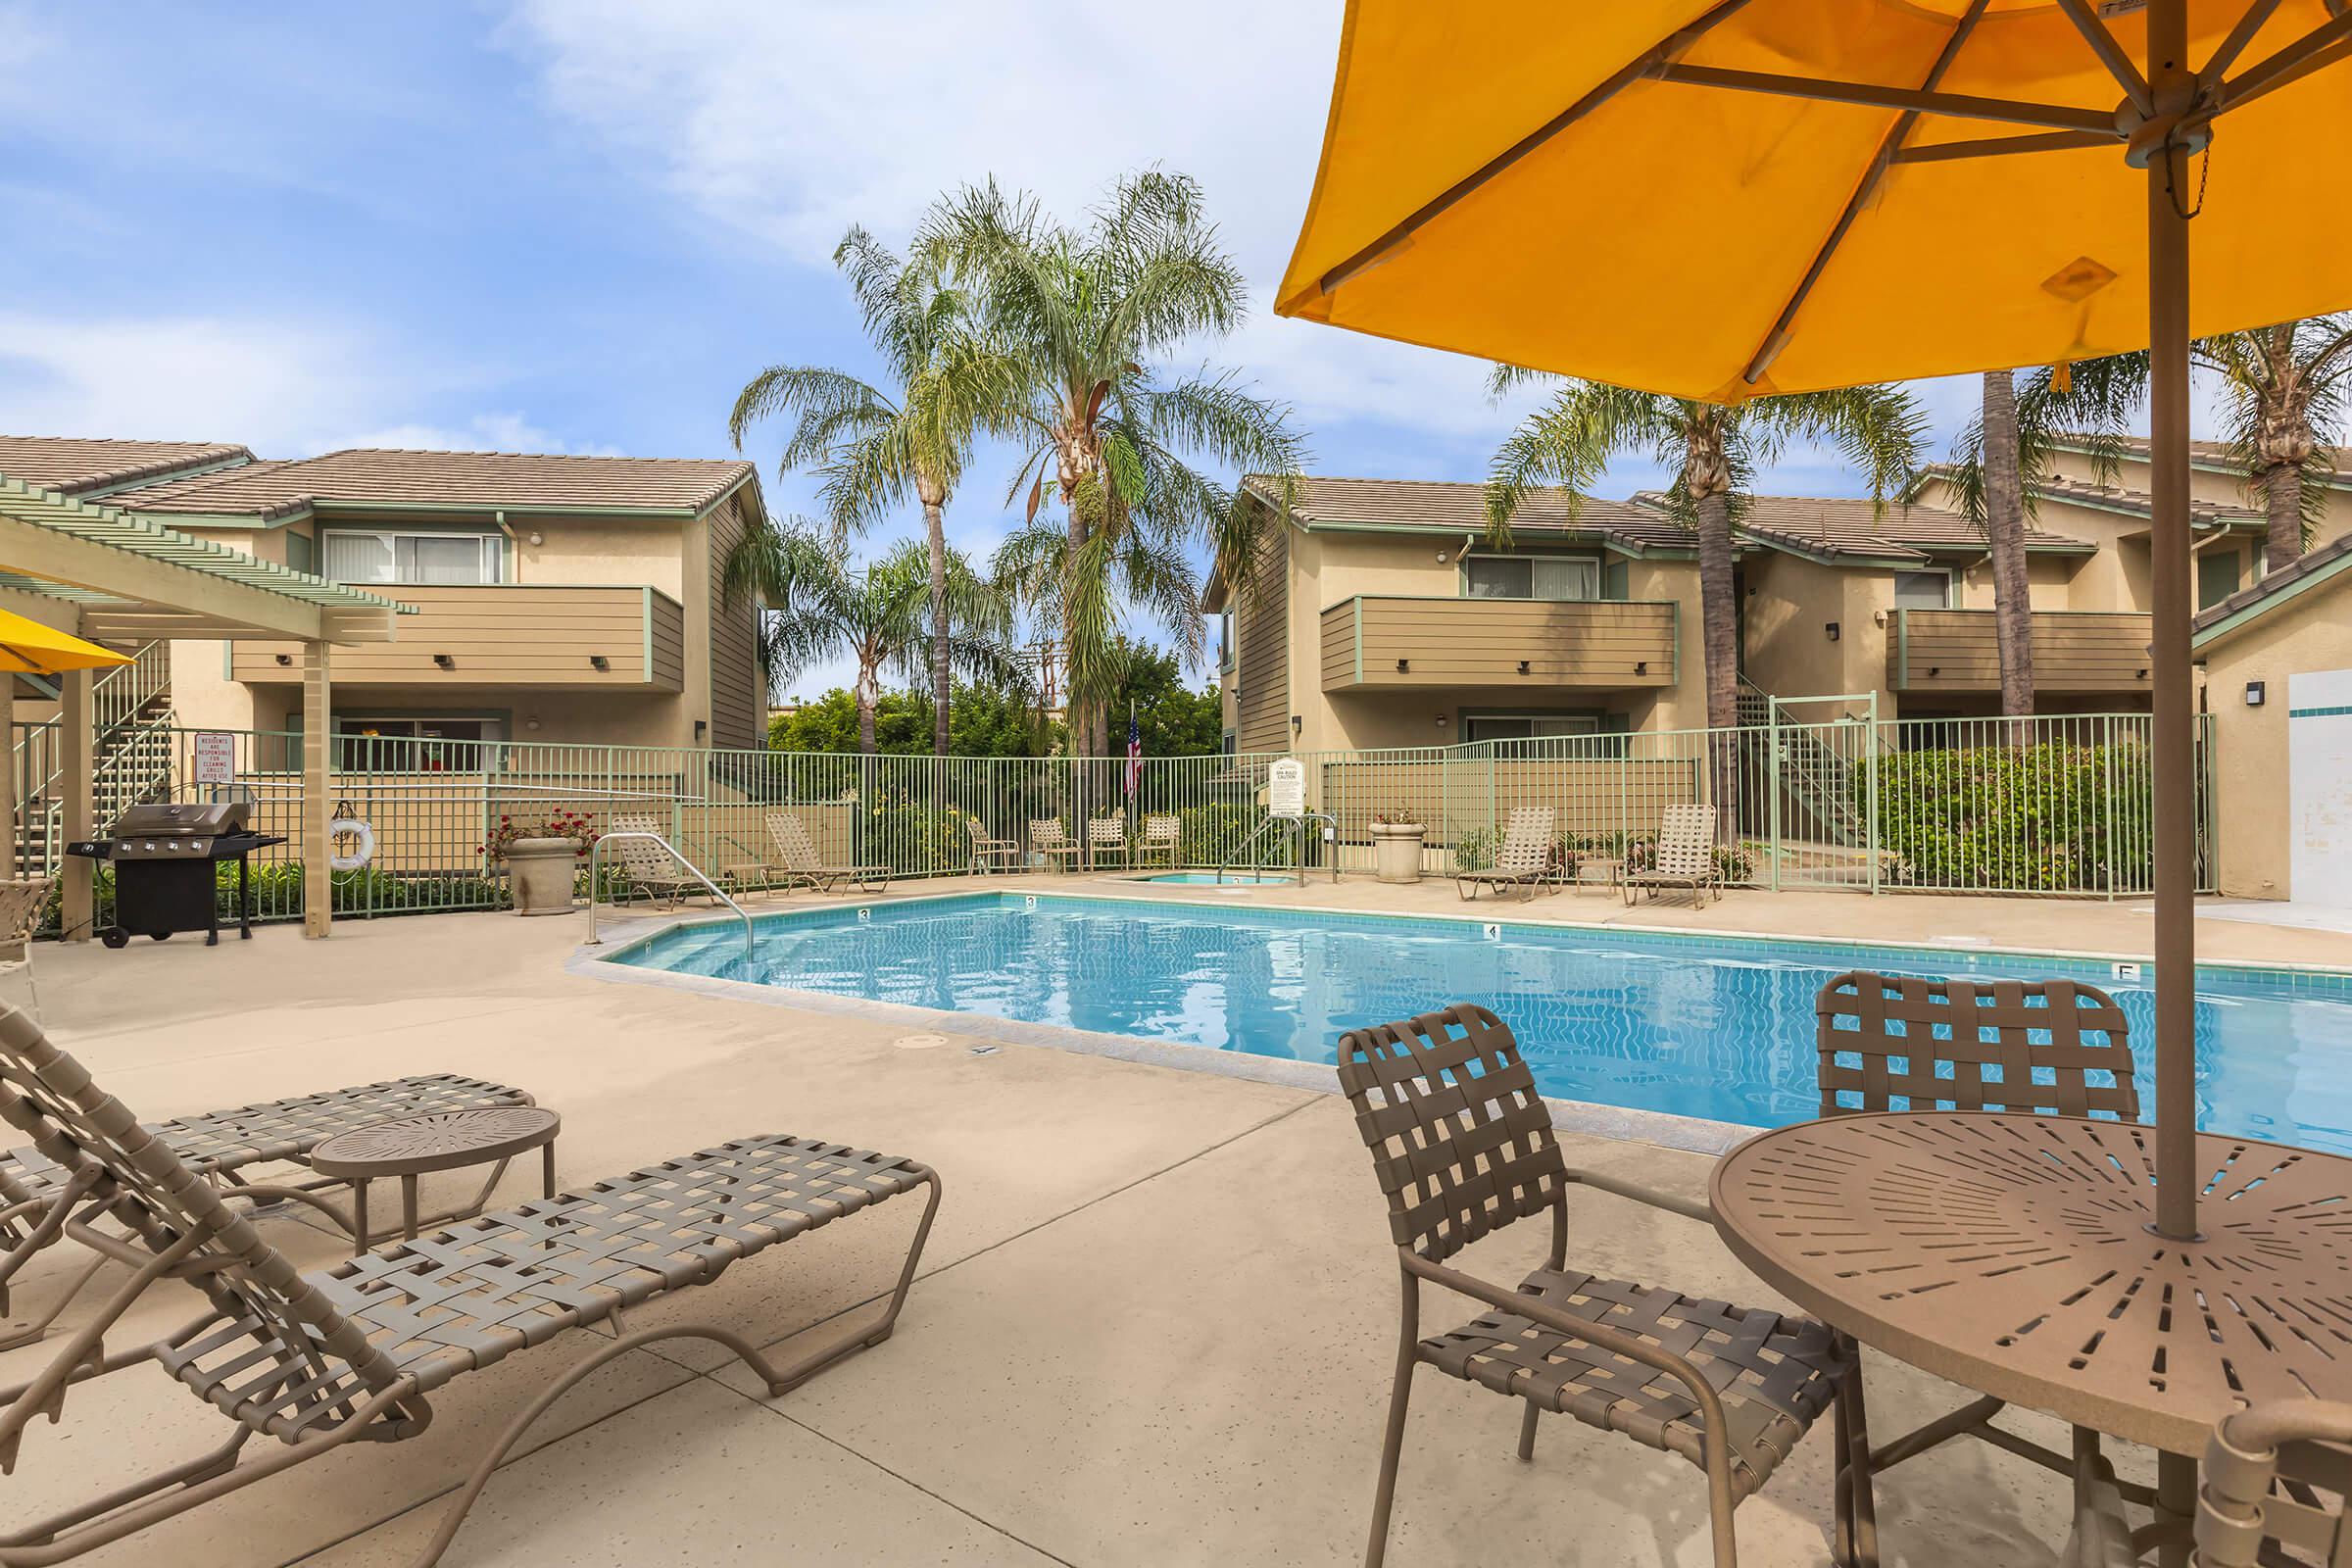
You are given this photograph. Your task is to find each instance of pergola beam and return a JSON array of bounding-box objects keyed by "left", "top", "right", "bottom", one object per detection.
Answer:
[
  {"left": 0, "top": 513, "right": 325, "bottom": 641},
  {"left": 1740, "top": 0, "right": 1994, "bottom": 385}
]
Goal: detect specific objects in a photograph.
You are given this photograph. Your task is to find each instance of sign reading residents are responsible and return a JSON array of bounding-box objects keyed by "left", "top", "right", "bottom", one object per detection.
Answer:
[
  {"left": 191, "top": 732, "right": 236, "bottom": 786},
  {"left": 1268, "top": 758, "right": 1305, "bottom": 818}
]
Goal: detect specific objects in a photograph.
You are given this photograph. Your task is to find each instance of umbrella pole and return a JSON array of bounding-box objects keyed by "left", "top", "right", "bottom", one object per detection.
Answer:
[{"left": 2145, "top": 0, "right": 2199, "bottom": 1246}]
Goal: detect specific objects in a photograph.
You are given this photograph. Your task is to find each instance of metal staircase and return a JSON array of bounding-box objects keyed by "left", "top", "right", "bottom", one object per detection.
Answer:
[
  {"left": 1738, "top": 676, "right": 1865, "bottom": 844},
  {"left": 10, "top": 641, "right": 176, "bottom": 877}
]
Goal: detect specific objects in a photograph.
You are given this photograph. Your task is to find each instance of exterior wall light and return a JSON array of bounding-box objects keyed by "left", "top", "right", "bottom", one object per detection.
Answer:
[
  {"left": 1635, "top": 661, "right": 1648, "bottom": 675},
  {"left": 432, "top": 653, "right": 455, "bottom": 669},
  {"left": 1825, "top": 621, "right": 1841, "bottom": 642},
  {"left": 273, "top": 653, "right": 292, "bottom": 666},
  {"left": 1290, "top": 714, "right": 1302, "bottom": 737},
  {"left": 1396, "top": 658, "right": 1410, "bottom": 672},
  {"left": 589, "top": 655, "right": 610, "bottom": 671},
  {"left": 2245, "top": 680, "right": 2267, "bottom": 707},
  {"left": 1517, "top": 660, "right": 1531, "bottom": 675},
  {"left": 1436, "top": 713, "right": 1448, "bottom": 731}
]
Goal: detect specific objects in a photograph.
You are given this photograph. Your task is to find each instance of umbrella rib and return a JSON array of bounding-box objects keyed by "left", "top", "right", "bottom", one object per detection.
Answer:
[
  {"left": 2212, "top": 7, "right": 2352, "bottom": 113},
  {"left": 2196, "top": 0, "right": 2288, "bottom": 90},
  {"left": 1653, "top": 64, "right": 2119, "bottom": 135},
  {"left": 1738, "top": 0, "right": 1994, "bottom": 388},
  {"left": 2050, "top": 0, "right": 2155, "bottom": 113},
  {"left": 1890, "top": 129, "right": 2118, "bottom": 165},
  {"left": 1313, "top": 0, "right": 1762, "bottom": 297}
]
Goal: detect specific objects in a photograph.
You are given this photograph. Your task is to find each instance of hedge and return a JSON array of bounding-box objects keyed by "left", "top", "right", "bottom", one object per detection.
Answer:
[{"left": 1860, "top": 739, "right": 2152, "bottom": 892}]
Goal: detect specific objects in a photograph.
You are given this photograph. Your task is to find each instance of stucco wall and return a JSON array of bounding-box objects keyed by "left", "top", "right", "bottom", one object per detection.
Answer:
[
  {"left": 2048, "top": 448, "right": 2352, "bottom": 551},
  {"left": 2202, "top": 583, "right": 2352, "bottom": 899}
]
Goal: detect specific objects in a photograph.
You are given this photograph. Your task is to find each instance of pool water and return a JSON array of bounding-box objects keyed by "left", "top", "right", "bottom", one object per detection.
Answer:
[
  {"left": 611, "top": 893, "right": 2352, "bottom": 1152},
  {"left": 1137, "top": 871, "right": 1285, "bottom": 885}
]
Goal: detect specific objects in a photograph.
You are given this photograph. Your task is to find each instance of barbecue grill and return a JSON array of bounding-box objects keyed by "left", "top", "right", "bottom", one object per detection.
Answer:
[{"left": 66, "top": 800, "right": 286, "bottom": 949}]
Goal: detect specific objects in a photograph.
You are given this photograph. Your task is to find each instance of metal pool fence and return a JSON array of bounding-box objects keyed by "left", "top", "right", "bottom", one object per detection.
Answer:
[{"left": 8, "top": 710, "right": 2212, "bottom": 929}]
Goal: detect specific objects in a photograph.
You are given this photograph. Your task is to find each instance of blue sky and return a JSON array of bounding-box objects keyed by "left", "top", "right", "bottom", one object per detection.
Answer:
[{"left": 1, "top": 2, "right": 2078, "bottom": 694}]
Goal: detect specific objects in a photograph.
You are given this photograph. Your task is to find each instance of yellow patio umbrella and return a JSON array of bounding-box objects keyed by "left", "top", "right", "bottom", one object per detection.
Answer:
[
  {"left": 1277, "top": 0, "right": 2352, "bottom": 1250},
  {"left": 0, "top": 610, "right": 133, "bottom": 676},
  {"left": 0, "top": 612, "right": 130, "bottom": 878}
]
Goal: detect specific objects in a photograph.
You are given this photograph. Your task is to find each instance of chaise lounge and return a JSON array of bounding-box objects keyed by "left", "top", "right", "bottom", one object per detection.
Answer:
[
  {"left": 763, "top": 809, "right": 891, "bottom": 894},
  {"left": 1453, "top": 807, "right": 1556, "bottom": 901},
  {"left": 0, "top": 1004, "right": 940, "bottom": 1567}
]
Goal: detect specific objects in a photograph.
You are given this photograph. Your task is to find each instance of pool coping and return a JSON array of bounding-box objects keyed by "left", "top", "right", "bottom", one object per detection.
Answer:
[{"left": 570, "top": 886, "right": 2352, "bottom": 1159}]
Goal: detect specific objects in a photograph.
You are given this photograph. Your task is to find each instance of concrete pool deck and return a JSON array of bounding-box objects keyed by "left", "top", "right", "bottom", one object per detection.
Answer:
[{"left": 10, "top": 887, "right": 2350, "bottom": 1566}]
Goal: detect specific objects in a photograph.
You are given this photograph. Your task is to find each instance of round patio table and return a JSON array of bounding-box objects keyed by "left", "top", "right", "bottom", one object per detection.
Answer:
[
  {"left": 1710, "top": 1111, "right": 2352, "bottom": 1457},
  {"left": 312, "top": 1105, "right": 561, "bottom": 1255}
]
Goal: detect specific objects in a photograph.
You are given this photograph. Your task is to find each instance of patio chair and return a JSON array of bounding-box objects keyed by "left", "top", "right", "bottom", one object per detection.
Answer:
[
  {"left": 1623, "top": 804, "right": 1723, "bottom": 907},
  {"left": 1087, "top": 814, "right": 1131, "bottom": 869},
  {"left": 1029, "top": 817, "right": 1082, "bottom": 873},
  {"left": 1813, "top": 970, "right": 2137, "bottom": 1550},
  {"left": 0, "top": 877, "right": 49, "bottom": 1016},
  {"left": 1454, "top": 807, "right": 1556, "bottom": 901},
  {"left": 762, "top": 809, "right": 890, "bottom": 894},
  {"left": 602, "top": 811, "right": 710, "bottom": 908},
  {"left": 1339, "top": 1004, "right": 1876, "bottom": 1568},
  {"left": 1138, "top": 812, "right": 1182, "bottom": 868},
  {"left": 0, "top": 1002, "right": 940, "bottom": 1567},
  {"left": 0, "top": 1069, "right": 535, "bottom": 1351},
  {"left": 965, "top": 816, "right": 1023, "bottom": 875},
  {"left": 2191, "top": 1398, "right": 2352, "bottom": 1566}
]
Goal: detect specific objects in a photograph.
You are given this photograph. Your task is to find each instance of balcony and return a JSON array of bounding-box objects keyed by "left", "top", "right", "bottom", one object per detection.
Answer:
[
  {"left": 234, "top": 582, "right": 685, "bottom": 691},
  {"left": 1319, "top": 595, "right": 1677, "bottom": 691},
  {"left": 1888, "top": 608, "right": 2151, "bottom": 694}
]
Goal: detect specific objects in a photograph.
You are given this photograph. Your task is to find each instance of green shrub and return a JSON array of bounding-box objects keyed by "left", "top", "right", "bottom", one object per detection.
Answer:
[
  {"left": 1176, "top": 804, "right": 1264, "bottom": 865},
  {"left": 1860, "top": 740, "right": 2149, "bottom": 892}
]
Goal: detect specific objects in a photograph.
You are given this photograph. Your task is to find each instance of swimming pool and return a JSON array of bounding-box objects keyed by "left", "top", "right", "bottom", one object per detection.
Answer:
[
  {"left": 607, "top": 893, "right": 2352, "bottom": 1152},
  {"left": 1135, "top": 871, "right": 1285, "bottom": 885}
]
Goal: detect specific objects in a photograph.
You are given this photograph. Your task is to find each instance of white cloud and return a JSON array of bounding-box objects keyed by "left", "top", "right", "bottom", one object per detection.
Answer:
[{"left": 342, "top": 412, "right": 623, "bottom": 456}]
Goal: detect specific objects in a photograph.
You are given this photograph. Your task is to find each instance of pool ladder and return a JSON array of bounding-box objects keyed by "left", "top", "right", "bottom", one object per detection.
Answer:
[
  {"left": 584, "top": 830, "right": 757, "bottom": 960},
  {"left": 1218, "top": 812, "right": 1341, "bottom": 886}
]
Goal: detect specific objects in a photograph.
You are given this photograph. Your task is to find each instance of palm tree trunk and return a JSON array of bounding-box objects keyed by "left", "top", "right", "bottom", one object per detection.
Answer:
[
  {"left": 2263, "top": 462, "right": 2303, "bottom": 571},
  {"left": 856, "top": 662, "right": 879, "bottom": 756},
  {"left": 921, "top": 494, "right": 953, "bottom": 754},
  {"left": 1982, "top": 368, "right": 2036, "bottom": 723},
  {"left": 1693, "top": 492, "right": 1739, "bottom": 731},
  {"left": 1693, "top": 490, "right": 1740, "bottom": 842}
]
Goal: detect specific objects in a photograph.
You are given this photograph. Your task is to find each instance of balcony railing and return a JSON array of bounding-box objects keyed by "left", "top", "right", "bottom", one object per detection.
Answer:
[
  {"left": 1888, "top": 608, "right": 2152, "bottom": 693},
  {"left": 1319, "top": 595, "right": 1677, "bottom": 691},
  {"left": 234, "top": 583, "right": 686, "bottom": 691}
]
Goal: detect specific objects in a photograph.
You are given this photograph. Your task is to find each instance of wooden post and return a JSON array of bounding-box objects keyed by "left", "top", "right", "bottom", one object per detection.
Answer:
[
  {"left": 60, "top": 666, "right": 93, "bottom": 942},
  {"left": 303, "top": 640, "right": 332, "bottom": 939},
  {"left": 0, "top": 670, "right": 14, "bottom": 880}
]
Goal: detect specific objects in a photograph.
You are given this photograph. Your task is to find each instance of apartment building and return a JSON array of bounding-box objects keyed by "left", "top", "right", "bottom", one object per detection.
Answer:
[
  {"left": 0, "top": 438, "right": 769, "bottom": 760},
  {"left": 1214, "top": 458, "right": 2315, "bottom": 745},
  {"left": 1205, "top": 477, "right": 1710, "bottom": 755}
]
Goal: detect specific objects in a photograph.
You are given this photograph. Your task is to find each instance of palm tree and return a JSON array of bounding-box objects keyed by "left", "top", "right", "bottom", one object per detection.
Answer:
[
  {"left": 1483, "top": 376, "right": 1926, "bottom": 733},
  {"left": 2203, "top": 318, "right": 2352, "bottom": 570},
  {"left": 1945, "top": 359, "right": 2143, "bottom": 718},
  {"left": 728, "top": 227, "right": 1019, "bottom": 755},
  {"left": 922, "top": 170, "right": 1307, "bottom": 756},
  {"left": 724, "top": 523, "right": 1023, "bottom": 755}
]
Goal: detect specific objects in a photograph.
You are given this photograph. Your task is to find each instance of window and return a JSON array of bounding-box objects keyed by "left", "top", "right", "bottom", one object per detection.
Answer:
[
  {"left": 1218, "top": 611, "right": 1235, "bottom": 671},
  {"left": 2198, "top": 549, "right": 2242, "bottom": 611},
  {"left": 1465, "top": 555, "right": 1600, "bottom": 601},
  {"left": 1462, "top": 713, "right": 1603, "bottom": 742},
  {"left": 1892, "top": 569, "right": 1952, "bottom": 610},
  {"left": 332, "top": 716, "right": 503, "bottom": 772},
  {"left": 285, "top": 530, "right": 318, "bottom": 577},
  {"left": 322, "top": 529, "right": 504, "bottom": 586}
]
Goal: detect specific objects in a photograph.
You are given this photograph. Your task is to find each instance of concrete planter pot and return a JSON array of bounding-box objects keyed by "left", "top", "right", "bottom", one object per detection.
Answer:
[
  {"left": 1370, "top": 822, "right": 1426, "bottom": 885},
  {"left": 506, "top": 838, "right": 579, "bottom": 916}
]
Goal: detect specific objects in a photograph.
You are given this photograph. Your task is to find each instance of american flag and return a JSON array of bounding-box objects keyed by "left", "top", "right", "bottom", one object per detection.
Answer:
[{"left": 1124, "top": 709, "right": 1143, "bottom": 798}]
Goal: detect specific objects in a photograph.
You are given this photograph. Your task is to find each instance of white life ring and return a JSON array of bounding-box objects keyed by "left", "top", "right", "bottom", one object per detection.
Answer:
[{"left": 328, "top": 817, "right": 375, "bottom": 873}]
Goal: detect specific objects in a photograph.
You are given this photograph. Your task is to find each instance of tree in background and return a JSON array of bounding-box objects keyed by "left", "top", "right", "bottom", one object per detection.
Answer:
[
  {"left": 1945, "top": 359, "right": 2141, "bottom": 717},
  {"left": 1484, "top": 375, "right": 1925, "bottom": 732},
  {"left": 725, "top": 526, "right": 1023, "bottom": 755},
  {"left": 1100, "top": 636, "right": 1223, "bottom": 758},
  {"left": 2203, "top": 318, "right": 2352, "bottom": 570},
  {"left": 923, "top": 169, "right": 1305, "bottom": 755},
  {"left": 728, "top": 226, "right": 1019, "bottom": 753},
  {"left": 769, "top": 681, "right": 1054, "bottom": 758}
]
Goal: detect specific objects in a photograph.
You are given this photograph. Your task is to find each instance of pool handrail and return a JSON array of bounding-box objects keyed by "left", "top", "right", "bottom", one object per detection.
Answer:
[
  {"left": 584, "top": 830, "right": 756, "bottom": 960},
  {"left": 1219, "top": 811, "right": 1340, "bottom": 886}
]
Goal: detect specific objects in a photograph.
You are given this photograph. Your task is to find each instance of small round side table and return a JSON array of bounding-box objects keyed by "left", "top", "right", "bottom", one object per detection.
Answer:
[{"left": 311, "top": 1105, "right": 561, "bottom": 1254}]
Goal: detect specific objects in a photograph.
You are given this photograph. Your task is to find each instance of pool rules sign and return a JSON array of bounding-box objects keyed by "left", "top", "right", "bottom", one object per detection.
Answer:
[{"left": 1267, "top": 758, "right": 1305, "bottom": 818}]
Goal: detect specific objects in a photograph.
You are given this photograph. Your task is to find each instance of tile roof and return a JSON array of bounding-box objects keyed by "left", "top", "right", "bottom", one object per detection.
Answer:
[
  {"left": 2029, "top": 471, "right": 2267, "bottom": 530},
  {"left": 1243, "top": 474, "right": 1700, "bottom": 550},
  {"left": 1642, "top": 492, "right": 2092, "bottom": 563},
  {"left": 0, "top": 436, "right": 253, "bottom": 496},
  {"left": 2192, "top": 530, "right": 2352, "bottom": 640},
  {"left": 109, "top": 448, "right": 758, "bottom": 519},
  {"left": 2055, "top": 432, "right": 2351, "bottom": 482}
]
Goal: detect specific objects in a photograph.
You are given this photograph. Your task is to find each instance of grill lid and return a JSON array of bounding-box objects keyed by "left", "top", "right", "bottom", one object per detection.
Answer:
[{"left": 113, "top": 800, "right": 251, "bottom": 837}]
